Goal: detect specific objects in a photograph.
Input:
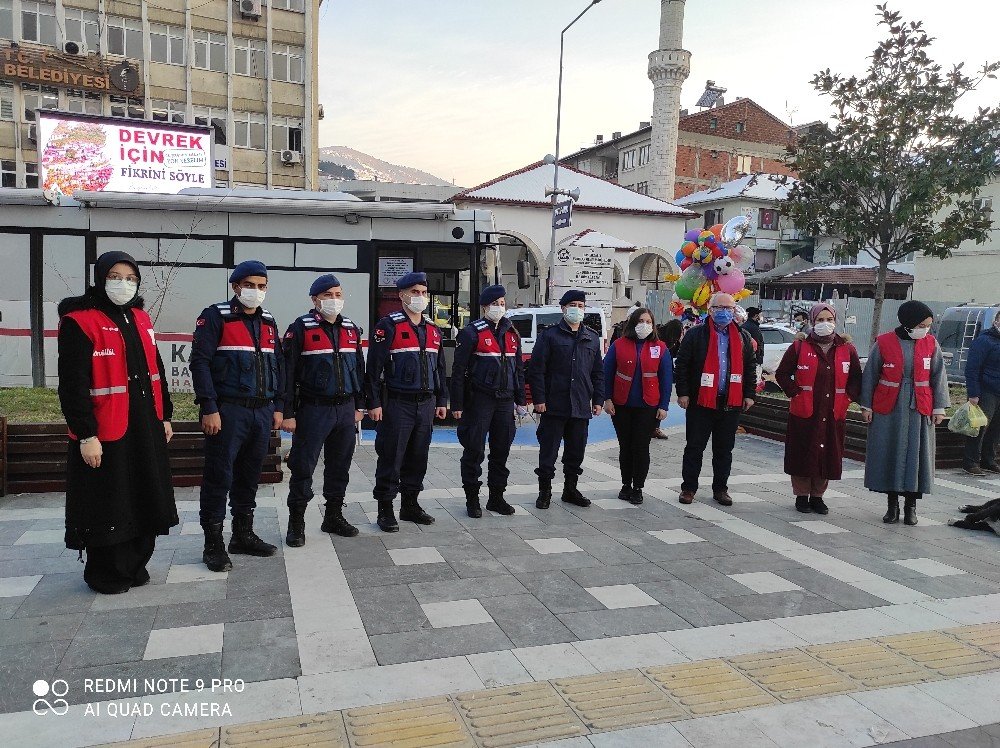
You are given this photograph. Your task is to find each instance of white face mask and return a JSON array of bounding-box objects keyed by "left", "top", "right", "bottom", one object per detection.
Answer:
[
  {"left": 484, "top": 304, "right": 505, "bottom": 323},
  {"left": 907, "top": 326, "right": 930, "bottom": 340},
  {"left": 812, "top": 321, "right": 836, "bottom": 337},
  {"left": 105, "top": 279, "right": 137, "bottom": 306},
  {"left": 318, "top": 298, "right": 344, "bottom": 318},
  {"left": 635, "top": 322, "right": 653, "bottom": 339},
  {"left": 564, "top": 307, "right": 585, "bottom": 325},
  {"left": 404, "top": 294, "right": 429, "bottom": 314},
  {"left": 238, "top": 287, "right": 266, "bottom": 309}
]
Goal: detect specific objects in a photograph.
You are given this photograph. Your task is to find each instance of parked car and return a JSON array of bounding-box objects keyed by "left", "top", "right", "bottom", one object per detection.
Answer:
[
  {"left": 759, "top": 323, "right": 798, "bottom": 374},
  {"left": 935, "top": 305, "right": 1000, "bottom": 384},
  {"left": 505, "top": 305, "right": 608, "bottom": 357}
]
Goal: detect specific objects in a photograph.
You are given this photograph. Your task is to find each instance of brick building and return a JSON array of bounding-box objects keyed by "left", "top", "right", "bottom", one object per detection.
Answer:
[{"left": 563, "top": 98, "right": 797, "bottom": 200}]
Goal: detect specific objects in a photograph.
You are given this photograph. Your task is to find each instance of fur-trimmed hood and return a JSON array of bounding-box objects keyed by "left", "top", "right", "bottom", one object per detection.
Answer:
[{"left": 58, "top": 286, "right": 146, "bottom": 317}]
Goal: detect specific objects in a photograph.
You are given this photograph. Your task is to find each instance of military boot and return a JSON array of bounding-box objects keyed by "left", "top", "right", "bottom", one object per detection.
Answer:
[
  {"left": 376, "top": 499, "right": 399, "bottom": 533},
  {"left": 485, "top": 486, "right": 515, "bottom": 515},
  {"left": 321, "top": 497, "right": 359, "bottom": 537},
  {"left": 201, "top": 520, "right": 233, "bottom": 572},
  {"left": 536, "top": 477, "right": 552, "bottom": 509},
  {"left": 400, "top": 491, "right": 435, "bottom": 524},
  {"left": 228, "top": 513, "right": 277, "bottom": 556},
  {"left": 285, "top": 504, "right": 306, "bottom": 547},
  {"left": 561, "top": 474, "right": 591, "bottom": 508},
  {"left": 464, "top": 484, "right": 482, "bottom": 519}
]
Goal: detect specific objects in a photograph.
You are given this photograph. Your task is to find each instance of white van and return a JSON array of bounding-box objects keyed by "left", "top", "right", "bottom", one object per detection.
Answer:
[{"left": 505, "top": 305, "right": 608, "bottom": 357}]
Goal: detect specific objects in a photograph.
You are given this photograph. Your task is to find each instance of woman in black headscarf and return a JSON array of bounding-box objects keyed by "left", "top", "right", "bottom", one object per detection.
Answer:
[
  {"left": 58, "top": 251, "right": 178, "bottom": 594},
  {"left": 859, "top": 300, "right": 950, "bottom": 526}
]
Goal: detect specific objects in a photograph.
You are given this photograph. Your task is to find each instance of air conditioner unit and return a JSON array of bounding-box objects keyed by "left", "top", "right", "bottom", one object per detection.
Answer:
[
  {"left": 27, "top": 124, "right": 37, "bottom": 143},
  {"left": 63, "top": 40, "right": 88, "bottom": 56},
  {"left": 280, "top": 150, "right": 302, "bottom": 165},
  {"left": 239, "top": 0, "right": 262, "bottom": 20}
]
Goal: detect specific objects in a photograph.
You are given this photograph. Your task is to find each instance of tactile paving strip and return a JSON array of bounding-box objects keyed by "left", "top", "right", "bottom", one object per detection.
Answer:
[
  {"left": 806, "top": 638, "right": 936, "bottom": 688},
  {"left": 95, "top": 729, "right": 220, "bottom": 748},
  {"left": 729, "top": 648, "right": 858, "bottom": 701},
  {"left": 948, "top": 623, "right": 1000, "bottom": 656},
  {"left": 453, "top": 681, "right": 586, "bottom": 748},
  {"left": 645, "top": 659, "right": 775, "bottom": 715},
  {"left": 879, "top": 631, "right": 1000, "bottom": 678},
  {"left": 223, "top": 712, "right": 348, "bottom": 747},
  {"left": 344, "top": 697, "right": 473, "bottom": 748},
  {"left": 552, "top": 670, "right": 685, "bottom": 731}
]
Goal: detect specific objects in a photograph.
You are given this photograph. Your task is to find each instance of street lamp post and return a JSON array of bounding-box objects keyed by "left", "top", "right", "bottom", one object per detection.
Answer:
[{"left": 546, "top": 0, "right": 603, "bottom": 303}]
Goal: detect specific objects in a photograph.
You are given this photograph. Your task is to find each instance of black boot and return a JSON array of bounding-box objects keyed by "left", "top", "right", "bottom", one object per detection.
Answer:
[
  {"left": 228, "top": 513, "right": 277, "bottom": 557},
  {"left": 795, "top": 495, "right": 812, "bottom": 513},
  {"left": 809, "top": 496, "right": 829, "bottom": 515},
  {"left": 399, "top": 491, "right": 435, "bottom": 524},
  {"left": 629, "top": 487, "right": 644, "bottom": 505},
  {"left": 285, "top": 504, "right": 306, "bottom": 547},
  {"left": 464, "top": 484, "right": 482, "bottom": 519},
  {"left": 376, "top": 499, "right": 399, "bottom": 533},
  {"left": 485, "top": 486, "right": 515, "bottom": 515},
  {"left": 618, "top": 484, "right": 632, "bottom": 502},
  {"left": 201, "top": 520, "right": 233, "bottom": 572},
  {"left": 904, "top": 495, "right": 918, "bottom": 526},
  {"left": 883, "top": 493, "right": 900, "bottom": 524},
  {"left": 561, "top": 474, "right": 591, "bottom": 507},
  {"left": 536, "top": 477, "right": 552, "bottom": 509},
  {"left": 321, "top": 497, "right": 359, "bottom": 537}
]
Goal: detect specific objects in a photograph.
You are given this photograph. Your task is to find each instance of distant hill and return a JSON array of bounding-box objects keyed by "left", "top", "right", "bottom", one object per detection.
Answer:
[
  {"left": 318, "top": 161, "right": 356, "bottom": 180},
  {"left": 318, "top": 145, "right": 452, "bottom": 186}
]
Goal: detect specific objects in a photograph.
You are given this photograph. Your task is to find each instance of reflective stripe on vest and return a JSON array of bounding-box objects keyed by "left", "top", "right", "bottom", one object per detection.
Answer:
[
  {"left": 872, "top": 333, "right": 935, "bottom": 416},
  {"left": 611, "top": 338, "right": 665, "bottom": 407}
]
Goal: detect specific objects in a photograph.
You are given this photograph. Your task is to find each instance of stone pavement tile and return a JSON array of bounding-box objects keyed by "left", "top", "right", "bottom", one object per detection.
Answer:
[
  {"left": 807, "top": 639, "right": 936, "bottom": 689},
  {"left": 421, "top": 598, "right": 494, "bottom": 628},
  {"left": 344, "top": 563, "right": 460, "bottom": 588},
  {"left": 466, "top": 649, "right": 533, "bottom": 689},
  {"left": 220, "top": 713, "right": 345, "bottom": 748},
  {"left": 380, "top": 530, "right": 480, "bottom": 550},
  {"left": 852, "top": 684, "right": 979, "bottom": 738},
  {"left": 903, "top": 575, "right": 1000, "bottom": 600},
  {"left": 879, "top": 631, "right": 1000, "bottom": 678},
  {"left": 224, "top": 556, "right": 290, "bottom": 599},
  {"left": 387, "top": 546, "right": 447, "bottom": 566},
  {"left": 0, "top": 519, "right": 39, "bottom": 545},
  {"left": 0, "top": 639, "right": 71, "bottom": 712},
  {"left": 89, "top": 579, "right": 228, "bottom": 612},
  {"left": 564, "top": 562, "right": 674, "bottom": 588},
  {"left": 775, "top": 567, "right": 899, "bottom": 609},
  {"left": 572, "top": 632, "right": 688, "bottom": 672},
  {"left": 647, "top": 528, "right": 705, "bottom": 545},
  {"left": 729, "top": 648, "right": 860, "bottom": 702},
  {"left": 514, "top": 571, "right": 607, "bottom": 615},
  {"left": 353, "top": 583, "right": 429, "bottom": 635},
  {"left": 513, "top": 521, "right": 605, "bottom": 540},
  {"left": 368, "top": 622, "right": 513, "bottom": 666},
  {"left": 14, "top": 572, "right": 94, "bottom": 618},
  {"left": 0, "top": 596, "right": 24, "bottom": 619},
  {"left": 681, "top": 526, "right": 772, "bottom": 555},
  {"left": 54, "top": 652, "right": 223, "bottom": 706},
  {"left": 0, "top": 543, "right": 66, "bottom": 561},
  {"left": 455, "top": 681, "right": 587, "bottom": 748},
  {"left": 948, "top": 623, "right": 1000, "bottom": 656},
  {"left": 788, "top": 520, "right": 852, "bottom": 535},
  {"left": 513, "top": 642, "right": 598, "bottom": 680},
  {"left": 554, "top": 671, "right": 687, "bottom": 734},
  {"left": 557, "top": 604, "right": 691, "bottom": 639},
  {"left": 917, "top": 594, "right": 1000, "bottom": 625},
  {"left": 13, "top": 528, "right": 65, "bottom": 545},
  {"left": 297, "top": 627, "right": 377, "bottom": 676},
  {"left": 500, "top": 550, "right": 604, "bottom": 575},
  {"left": 143, "top": 623, "right": 225, "bottom": 660},
  {"left": 525, "top": 537, "right": 586, "bottom": 555},
  {"left": 618, "top": 534, "right": 733, "bottom": 564},
  {"left": 409, "top": 574, "right": 528, "bottom": 604},
  {"left": 344, "top": 695, "right": 473, "bottom": 748},
  {"left": 646, "top": 658, "right": 775, "bottom": 716},
  {"left": 332, "top": 536, "right": 395, "bottom": 570},
  {"left": 713, "top": 590, "right": 845, "bottom": 621},
  {"left": 221, "top": 618, "right": 300, "bottom": 683},
  {"left": 60, "top": 626, "right": 151, "bottom": 670},
  {"left": 585, "top": 583, "right": 660, "bottom": 610},
  {"left": 468, "top": 529, "right": 535, "bottom": 557},
  {"left": 569, "top": 535, "right": 650, "bottom": 565},
  {"left": 699, "top": 552, "right": 805, "bottom": 575},
  {"left": 166, "top": 563, "right": 228, "bottom": 584},
  {"left": 0, "top": 611, "right": 83, "bottom": 646},
  {"left": 638, "top": 579, "right": 748, "bottom": 627},
  {"left": 776, "top": 607, "right": 923, "bottom": 646},
  {"left": 673, "top": 709, "right": 782, "bottom": 748},
  {"left": 728, "top": 571, "right": 803, "bottom": 594},
  {"left": 152, "top": 593, "right": 293, "bottom": 630},
  {"left": 740, "top": 694, "right": 907, "bottom": 745},
  {"left": 479, "top": 594, "right": 577, "bottom": 647},
  {"left": 655, "top": 560, "right": 761, "bottom": 599},
  {"left": 438, "top": 543, "right": 517, "bottom": 578},
  {"left": 1, "top": 555, "right": 87, "bottom": 577}
]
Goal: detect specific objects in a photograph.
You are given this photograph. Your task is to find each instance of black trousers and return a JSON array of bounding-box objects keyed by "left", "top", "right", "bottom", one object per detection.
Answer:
[
  {"left": 373, "top": 396, "right": 435, "bottom": 500},
  {"left": 457, "top": 394, "right": 515, "bottom": 489},
  {"left": 287, "top": 400, "right": 357, "bottom": 507},
  {"left": 681, "top": 402, "right": 741, "bottom": 492},
  {"left": 84, "top": 534, "right": 156, "bottom": 592},
  {"left": 611, "top": 406, "right": 659, "bottom": 488},
  {"left": 535, "top": 414, "right": 589, "bottom": 480},
  {"left": 200, "top": 402, "right": 274, "bottom": 523},
  {"left": 964, "top": 391, "right": 1000, "bottom": 469}
]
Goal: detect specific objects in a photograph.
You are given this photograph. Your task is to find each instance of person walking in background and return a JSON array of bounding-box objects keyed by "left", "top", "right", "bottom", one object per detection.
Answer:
[
  {"left": 743, "top": 306, "right": 766, "bottom": 373},
  {"left": 860, "top": 301, "right": 949, "bottom": 526},
  {"left": 58, "top": 251, "right": 178, "bottom": 594},
  {"left": 603, "top": 306, "right": 671, "bottom": 504},
  {"left": 674, "top": 293, "right": 758, "bottom": 506},
  {"left": 526, "top": 289, "right": 604, "bottom": 510},
  {"left": 776, "top": 303, "right": 862, "bottom": 514},
  {"left": 961, "top": 313, "right": 1000, "bottom": 475}
]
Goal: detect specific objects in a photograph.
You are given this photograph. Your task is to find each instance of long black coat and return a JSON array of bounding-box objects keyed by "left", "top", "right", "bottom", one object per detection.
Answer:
[
  {"left": 525, "top": 320, "right": 604, "bottom": 419},
  {"left": 58, "top": 290, "right": 178, "bottom": 550}
]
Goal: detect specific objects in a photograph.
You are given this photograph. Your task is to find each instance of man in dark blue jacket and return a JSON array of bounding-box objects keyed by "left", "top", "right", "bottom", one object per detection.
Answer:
[
  {"left": 963, "top": 314, "right": 1000, "bottom": 474},
  {"left": 281, "top": 274, "right": 366, "bottom": 545},
  {"left": 190, "top": 260, "right": 284, "bottom": 572},
  {"left": 451, "top": 284, "right": 526, "bottom": 518},
  {"left": 525, "top": 289, "right": 604, "bottom": 509}
]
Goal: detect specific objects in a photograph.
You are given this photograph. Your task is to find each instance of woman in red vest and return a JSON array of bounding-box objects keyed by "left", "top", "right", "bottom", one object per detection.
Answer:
[
  {"left": 57, "top": 251, "right": 178, "bottom": 594},
  {"left": 859, "top": 301, "right": 950, "bottom": 526},
  {"left": 776, "top": 304, "right": 862, "bottom": 514},
  {"left": 603, "top": 307, "right": 672, "bottom": 504}
]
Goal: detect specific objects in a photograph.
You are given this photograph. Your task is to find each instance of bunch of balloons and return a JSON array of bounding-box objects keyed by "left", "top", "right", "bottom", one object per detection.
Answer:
[{"left": 670, "top": 215, "right": 755, "bottom": 317}]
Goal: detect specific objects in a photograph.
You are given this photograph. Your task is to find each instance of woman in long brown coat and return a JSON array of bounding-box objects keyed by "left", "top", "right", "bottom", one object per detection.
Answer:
[{"left": 775, "top": 303, "right": 862, "bottom": 515}]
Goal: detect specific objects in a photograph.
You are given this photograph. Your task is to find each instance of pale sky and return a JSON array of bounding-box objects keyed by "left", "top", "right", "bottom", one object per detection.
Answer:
[{"left": 317, "top": 0, "right": 1000, "bottom": 188}]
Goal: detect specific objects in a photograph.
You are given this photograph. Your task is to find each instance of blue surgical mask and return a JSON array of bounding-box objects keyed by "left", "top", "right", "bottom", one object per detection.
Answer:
[
  {"left": 711, "top": 309, "right": 734, "bottom": 326},
  {"left": 564, "top": 307, "right": 585, "bottom": 325}
]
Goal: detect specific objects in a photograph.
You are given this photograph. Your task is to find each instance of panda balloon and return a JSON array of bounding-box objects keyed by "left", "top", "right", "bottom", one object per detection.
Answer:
[{"left": 713, "top": 255, "right": 735, "bottom": 276}]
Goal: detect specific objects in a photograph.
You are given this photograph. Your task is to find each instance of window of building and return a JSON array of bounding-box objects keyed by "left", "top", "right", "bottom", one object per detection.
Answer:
[
  {"left": 974, "top": 197, "right": 993, "bottom": 214},
  {"left": 107, "top": 16, "right": 143, "bottom": 57},
  {"left": 150, "top": 23, "right": 186, "bottom": 65},
  {"left": 0, "top": 0, "right": 12, "bottom": 41},
  {"left": 194, "top": 106, "right": 228, "bottom": 145},
  {"left": 621, "top": 149, "right": 636, "bottom": 171},
  {"left": 271, "top": 43, "right": 304, "bottom": 83},
  {"left": 272, "top": 0, "right": 305, "bottom": 11},
  {"left": 735, "top": 121, "right": 746, "bottom": 134},
  {"left": 1, "top": 159, "right": 15, "bottom": 188},
  {"left": 110, "top": 95, "right": 144, "bottom": 119},
  {"left": 0, "top": 82, "right": 13, "bottom": 120},
  {"left": 235, "top": 37, "right": 266, "bottom": 78},
  {"left": 636, "top": 182, "right": 649, "bottom": 195},
  {"left": 194, "top": 30, "right": 227, "bottom": 72},
  {"left": 22, "top": 83, "right": 59, "bottom": 120},
  {"left": 709, "top": 117, "right": 717, "bottom": 130},
  {"left": 703, "top": 208, "right": 724, "bottom": 228},
  {"left": 151, "top": 99, "right": 185, "bottom": 124},
  {"left": 638, "top": 144, "right": 650, "bottom": 167},
  {"left": 272, "top": 116, "right": 302, "bottom": 152},
  {"left": 66, "top": 89, "right": 101, "bottom": 115},
  {"left": 736, "top": 154, "right": 752, "bottom": 174},
  {"left": 758, "top": 208, "right": 779, "bottom": 231},
  {"left": 25, "top": 162, "right": 38, "bottom": 188},
  {"left": 64, "top": 7, "right": 99, "bottom": 50},
  {"left": 577, "top": 158, "right": 590, "bottom": 172},
  {"left": 234, "top": 111, "right": 266, "bottom": 150},
  {"left": 21, "top": 1, "right": 57, "bottom": 46}
]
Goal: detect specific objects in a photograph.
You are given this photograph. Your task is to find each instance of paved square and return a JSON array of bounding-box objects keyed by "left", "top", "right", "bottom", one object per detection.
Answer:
[
  {"left": 648, "top": 529, "right": 705, "bottom": 545},
  {"left": 387, "top": 546, "right": 447, "bottom": 566},
  {"left": 788, "top": 520, "right": 850, "bottom": 534},
  {"left": 893, "top": 558, "right": 968, "bottom": 577},
  {"left": 0, "top": 575, "right": 42, "bottom": 597},
  {"left": 165, "top": 563, "right": 228, "bottom": 584},
  {"left": 729, "top": 572, "right": 803, "bottom": 594},
  {"left": 524, "top": 537, "right": 584, "bottom": 554},
  {"left": 585, "top": 584, "right": 661, "bottom": 609},
  {"left": 420, "top": 599, "right": 494, "bottom": 628},
  {"left": 143, "top": 623, "right": 225, "bottom": 660}
]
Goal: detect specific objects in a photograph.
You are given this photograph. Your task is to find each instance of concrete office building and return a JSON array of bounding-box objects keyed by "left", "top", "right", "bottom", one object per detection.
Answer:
[{"left": 0, "top": 0, "right": 322, "bottom": 190}]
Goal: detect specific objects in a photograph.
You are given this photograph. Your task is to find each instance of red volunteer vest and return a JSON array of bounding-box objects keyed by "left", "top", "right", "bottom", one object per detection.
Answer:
[
  {"left": 300, "top": 312, "right": 360, "bottom": 356},
  {"left": 788, "top": 340, "right": 853, "bottom": 421},
  {"left": 390, "top": 320, "right": 441, "bottom": 352},
  {"left": 63, "top": 308, "right": 164, "bottom": 442},
  {"left": 473, "top": 325, "right": 519, "bottom": 357},
  {"left": 218, "top": 315, "right": 277, "bottom": 353},
  {"left": 872, "top": 332, "right": 936, "bottom": 416},
  {"left": 697, "top": 323, "right": 745, "bottom": 409},
  {"left": 611, "top": 338, "right": 666, "bottom": 407}
]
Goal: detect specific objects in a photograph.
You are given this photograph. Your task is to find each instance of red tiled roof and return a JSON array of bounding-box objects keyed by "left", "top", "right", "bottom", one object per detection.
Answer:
[{"left": 768, "top": 266, "right": 914, "bottom": 286}]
